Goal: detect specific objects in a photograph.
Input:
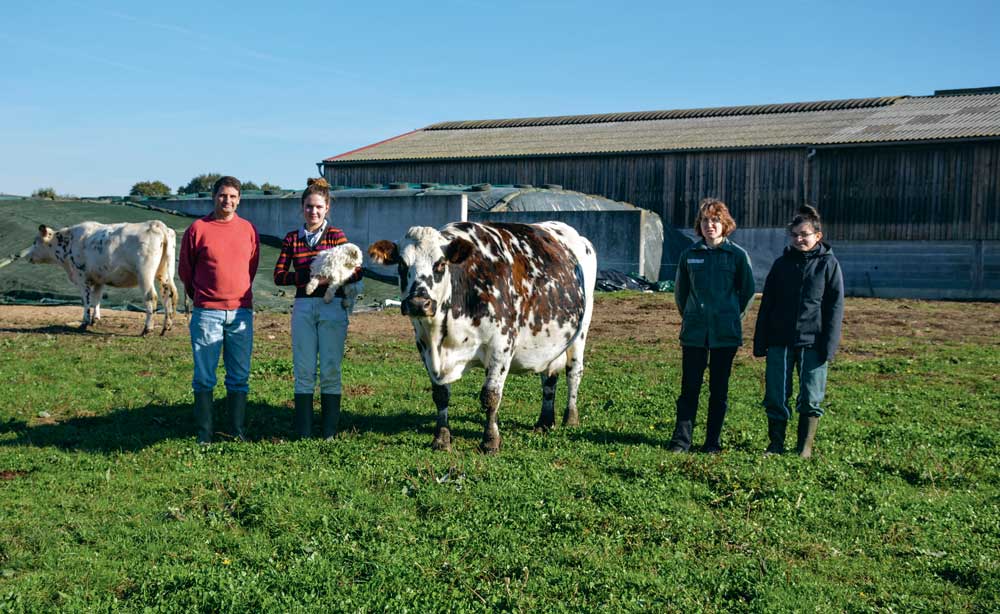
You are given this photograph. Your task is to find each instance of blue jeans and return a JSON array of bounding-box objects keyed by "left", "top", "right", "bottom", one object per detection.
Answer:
[
  {"left": 763, "top": 346, "right": 828, "bottom": 420},
  {"left": 291, "top": 297, "right": 349, "bottom": 394},
  {"left": 190, "top": 307, "right": 254, "bottom": 393}
]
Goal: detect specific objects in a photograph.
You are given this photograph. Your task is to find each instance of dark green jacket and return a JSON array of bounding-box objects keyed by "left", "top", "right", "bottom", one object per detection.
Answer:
[{"left": 674, "top": 239, "right": 755, "bottom": 348}]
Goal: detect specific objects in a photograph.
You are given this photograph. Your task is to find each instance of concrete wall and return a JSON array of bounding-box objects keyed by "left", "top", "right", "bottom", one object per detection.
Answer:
[
  {"left": 159, "top": 195, "right": 665, "bottom": 281},
  {"left": 678, "top": 227, "right": 1000, "bottom": 299},
  {"left": 472, "top": 209, "right": 663, "bottom": 280}
]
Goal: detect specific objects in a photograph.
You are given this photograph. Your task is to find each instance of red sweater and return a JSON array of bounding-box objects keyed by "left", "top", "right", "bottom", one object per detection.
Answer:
[{"left": 179, "top": 214, "right": 260, "bottom": 309}]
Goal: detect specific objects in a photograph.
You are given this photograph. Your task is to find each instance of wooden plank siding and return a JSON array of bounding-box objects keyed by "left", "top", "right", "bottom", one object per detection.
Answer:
[
  {"left": 814, "top": 141, "right": 1000, "bottom": 240},
  {"left": 325, "top": 141, "right": 1000, "bottom": 241}
]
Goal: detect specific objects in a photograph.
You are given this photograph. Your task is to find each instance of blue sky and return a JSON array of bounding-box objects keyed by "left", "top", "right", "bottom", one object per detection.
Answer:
[{"left": 1, "top": 0, "right": 997, "bottom": 196}]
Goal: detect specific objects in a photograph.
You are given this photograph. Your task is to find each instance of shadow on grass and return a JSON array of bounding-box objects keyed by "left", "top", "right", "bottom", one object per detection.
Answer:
[
  {"left": 564, "top": 428, "right": 666, "bottom": 448},
  {"left": 0, "top": 401, "right": 479, "bottom": 453},
  {"left": 0, "top": 324, "right": 109, "bottom": 336}
]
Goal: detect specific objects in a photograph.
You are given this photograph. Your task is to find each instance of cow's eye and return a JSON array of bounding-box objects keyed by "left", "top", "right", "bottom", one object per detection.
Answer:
[{"left": 433, "top": 260, "right": 447, "bottom": 274}]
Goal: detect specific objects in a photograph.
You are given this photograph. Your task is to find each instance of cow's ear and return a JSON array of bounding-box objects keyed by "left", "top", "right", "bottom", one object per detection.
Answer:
[
  {"left": 38, "top": 225, "right": 52, "bottom": 239},
  {"left": 445, "top": 237, "right": 474, "bottom": 264},
  {"left": 368, "top": 240, "right": 399, "bottom": 265}
]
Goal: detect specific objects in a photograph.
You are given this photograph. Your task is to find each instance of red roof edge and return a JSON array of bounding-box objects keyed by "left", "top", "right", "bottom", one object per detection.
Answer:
[{"left": 324, "top": 130, "right": 419, "bottom": 162}]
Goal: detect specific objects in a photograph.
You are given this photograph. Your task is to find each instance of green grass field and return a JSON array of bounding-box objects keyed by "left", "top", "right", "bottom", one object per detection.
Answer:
[{"left": 0, "top": 295, "right": 997, "bottom": 612}]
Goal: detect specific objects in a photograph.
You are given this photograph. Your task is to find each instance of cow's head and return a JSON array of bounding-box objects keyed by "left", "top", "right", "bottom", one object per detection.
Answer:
[
  {"left": 27, "top": 225, "right": 58, "bottom": 264},
  {"left": 369, "top": 226, "right": 474, "bottom": 319}
]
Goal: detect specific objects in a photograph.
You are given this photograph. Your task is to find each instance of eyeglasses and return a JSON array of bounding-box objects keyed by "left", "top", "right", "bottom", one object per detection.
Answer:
[{"left": 788, "top": 231, "right": 816, "bottom": 239}]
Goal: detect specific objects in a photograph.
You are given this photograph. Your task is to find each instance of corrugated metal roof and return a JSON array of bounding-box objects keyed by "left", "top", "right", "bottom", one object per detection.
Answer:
[
  {"left": 325, "top": 93, "right": 1000, "bottom": 163},
  {"left": 424, "top": 97, "right": 900, "bottom": 130}
]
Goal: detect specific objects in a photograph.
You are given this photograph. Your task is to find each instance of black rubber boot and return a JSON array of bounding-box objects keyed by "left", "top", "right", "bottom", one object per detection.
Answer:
[
  {"left": 321, "top": 393, "right": 341, "bottom": 441},
  {"left": 193, "top": 391, "right": 214, "bottom": 445},
  {"left": 797, "top": 414, "right": 820, "bottom": 458},
  {"left": 227, "top": 391, "right": 247, "bottom": 442},
  {"left": 667, "top": 420, "right": 693, "bottom": 453},
  {"left": 294, "top": 393, "right": 313, "bottom": 439},
  {"left": 765, "top": 418, "right": 787, "bottom": 455},
  {"left": 701, "top": 407, "right": 726, "bottom": 454}
]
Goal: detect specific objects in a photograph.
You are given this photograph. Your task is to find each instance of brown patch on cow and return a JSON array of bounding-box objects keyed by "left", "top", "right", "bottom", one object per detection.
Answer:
[{"left": 445, "top": 223, "right": 585, "bottom": 340}]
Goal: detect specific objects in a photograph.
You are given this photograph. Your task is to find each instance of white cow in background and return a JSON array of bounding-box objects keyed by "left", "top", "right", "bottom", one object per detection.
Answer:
[{"left": 27, "top": 221, "right": 179, "bottom": 336}]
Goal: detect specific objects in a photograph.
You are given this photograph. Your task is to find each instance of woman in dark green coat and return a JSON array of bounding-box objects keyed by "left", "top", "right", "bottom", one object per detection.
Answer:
[{"left": 668, "top": 198, "right": 755, "bottom": 453}]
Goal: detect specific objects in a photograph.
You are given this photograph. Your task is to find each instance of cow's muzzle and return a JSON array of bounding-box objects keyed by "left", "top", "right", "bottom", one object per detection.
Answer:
[{"left": 402, "top": 295, "right": 437, "bottom": 318}]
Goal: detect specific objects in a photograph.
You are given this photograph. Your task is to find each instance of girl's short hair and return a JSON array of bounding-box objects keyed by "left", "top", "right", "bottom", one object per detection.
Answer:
[
  {"left": 694, "top": 198, "right": 736, "bottom": 238},
  {"left": 789, "top": 205, "right": 823, "bottom": 233},
  {"left": 302, "top": 177, "right": 331, "bottom": 206}
]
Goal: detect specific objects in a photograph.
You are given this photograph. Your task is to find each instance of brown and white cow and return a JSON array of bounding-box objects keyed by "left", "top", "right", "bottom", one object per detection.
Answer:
[
  {"left": 28, "top": 221, "right": 179, "bottom": 336},
  {"left": 369, "top": 221, "right": 597, "bottom": 453}
]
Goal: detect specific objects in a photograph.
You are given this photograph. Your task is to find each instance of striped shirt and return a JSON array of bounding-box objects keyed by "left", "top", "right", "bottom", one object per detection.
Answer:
[{"left": 273, "top": 225, "right": 362, "bottom": 299}]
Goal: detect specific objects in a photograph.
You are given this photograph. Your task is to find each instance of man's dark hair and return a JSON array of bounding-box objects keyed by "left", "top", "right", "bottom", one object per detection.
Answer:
[{"left": 212, "top": 175, "right": 242, "bottom": 197}]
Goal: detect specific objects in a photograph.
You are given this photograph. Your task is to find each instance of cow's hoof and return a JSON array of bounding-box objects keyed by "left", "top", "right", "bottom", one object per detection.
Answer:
[
  {"left": 432, "top": 430, "right": 452, "bottom": 452},
  {"left": 479, "top": 439, "right": 501, "bottom": 455},
  {"left": 533, "top": 421, "right": 554, "bottom": 433},
  {"left": 140, "top": 328, "right": 152, "bottom": 337},
  {"left": 562, "top": 413, "right": 580, "bottom": 427}
]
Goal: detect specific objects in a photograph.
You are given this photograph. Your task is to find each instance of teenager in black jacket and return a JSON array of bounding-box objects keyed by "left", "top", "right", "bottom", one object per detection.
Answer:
[{"left": 753, "top": 206, "right": 844, "bottom": 458}]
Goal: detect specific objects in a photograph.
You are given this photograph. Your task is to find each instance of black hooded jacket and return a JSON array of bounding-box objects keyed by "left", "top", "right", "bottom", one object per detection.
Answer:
[{"left": 752, "top": 242, "right": 844, "bottom": 362}]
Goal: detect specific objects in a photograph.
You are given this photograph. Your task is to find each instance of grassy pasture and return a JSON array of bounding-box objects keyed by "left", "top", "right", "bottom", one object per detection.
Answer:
[{"left": 0, "top": 295, "right": 997, "bottom": 612}]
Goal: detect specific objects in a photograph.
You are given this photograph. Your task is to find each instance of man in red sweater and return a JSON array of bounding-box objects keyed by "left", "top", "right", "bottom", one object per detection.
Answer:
[{"left": 178, "top": 176, "right": 260, "bottom": 443}]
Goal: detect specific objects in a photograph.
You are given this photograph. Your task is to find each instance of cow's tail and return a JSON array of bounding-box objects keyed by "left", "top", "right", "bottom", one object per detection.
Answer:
[{"left": 152, "top": 221, "right": 179, "bottom": 333}]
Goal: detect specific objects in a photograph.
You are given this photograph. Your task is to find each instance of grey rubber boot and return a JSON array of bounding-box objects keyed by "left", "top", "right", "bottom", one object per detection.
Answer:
[
  {"left": 321, "top": 393, "right": 341, "bottom": 440},
  {"left": 227, "top": 391, "right": 248, "bottom": 442},
  {"left": 668, "top": 420, "right": 693, "bottom": 453},
  {"left": 193, "top": 391, "right": 214, "bottom": 445},
  {"left": 293, "top": 393, "right": 313, "bottom": 439},
  {"left": 797, "top": 414, "right": 820, "bottom": 458},
  {"left": 765, "top": 418, "right": 787, "bottom": 455}
]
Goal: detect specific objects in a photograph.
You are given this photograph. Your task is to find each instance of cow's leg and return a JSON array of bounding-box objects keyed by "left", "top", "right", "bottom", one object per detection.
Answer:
[
  {"left": 534, "top": 373, "right": 558, "bottom": 432},
  {"left": 431, "top": 383, "right": 452, "bottom": 451},
  {"left": 79, "top": 283, "right": 93, "bottom": 329},
  {"left": 479, "top": 358, "right": 511, "bottom": 454},
  {"left": 563, "top": 336, "right": 586, "bottom": 427},
  {"left": 138, "top": 273, "right": 157, "bottom": 336},
  {"left": 159, "top": 278, "right": 174, "bottom": 335},
  {"left": 91, "top": 285, "right": 103, "bottom": 323}
]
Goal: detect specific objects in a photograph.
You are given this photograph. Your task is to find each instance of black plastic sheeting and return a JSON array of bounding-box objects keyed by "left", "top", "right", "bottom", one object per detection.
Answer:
[{"left": 595, "top": 270, "right": 673, "bottom": 293}]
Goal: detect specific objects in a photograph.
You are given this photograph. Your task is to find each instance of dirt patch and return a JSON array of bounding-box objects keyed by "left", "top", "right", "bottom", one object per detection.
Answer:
[
  {"left": 0, "top": 470, "right": 29, "bottom": 481},
  {"left": 0, "top": 297, "right": 997, "bottom": 353}
]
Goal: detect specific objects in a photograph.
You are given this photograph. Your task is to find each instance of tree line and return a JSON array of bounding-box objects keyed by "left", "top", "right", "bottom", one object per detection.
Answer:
[{"left": 130, "top": 174, "right": 283, "bottom": 197}]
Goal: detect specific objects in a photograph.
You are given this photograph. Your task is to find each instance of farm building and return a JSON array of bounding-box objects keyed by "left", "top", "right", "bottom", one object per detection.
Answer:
[{"left": 320, "top": 87, "right": 1000, "bottom": 299}]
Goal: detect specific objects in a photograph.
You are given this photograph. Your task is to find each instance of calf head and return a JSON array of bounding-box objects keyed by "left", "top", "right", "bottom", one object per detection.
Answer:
[
  {"left": 27, "top": 225, "right": 58, "bottom": 264},
  {"left": 369, "top": 227, "right": 474, "bottom": 319}
]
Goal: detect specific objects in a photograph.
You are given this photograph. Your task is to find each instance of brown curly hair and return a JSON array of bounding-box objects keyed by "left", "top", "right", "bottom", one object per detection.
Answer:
[
  {"left": 301, "top": 177, "right": 331, "bottom": 205},
  {"left": 694, "top": 198, "right": 736, "bottom": 238}
]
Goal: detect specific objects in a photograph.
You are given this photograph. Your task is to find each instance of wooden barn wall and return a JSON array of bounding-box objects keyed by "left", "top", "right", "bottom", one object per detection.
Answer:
[
  {"left": 325, "top": 150, "right": 806, "bottom": 230},
  {"left": 325, "top": 140, "right": 999, "bottom": 241},
  {"left": 814, "top": 141, "right": 1000, "bottom": 241}
]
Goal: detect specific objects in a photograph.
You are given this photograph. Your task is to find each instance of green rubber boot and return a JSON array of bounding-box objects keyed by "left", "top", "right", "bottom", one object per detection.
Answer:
[
  {"left": 765, "top": 418, "right": 787, "bottom": 455},
  {"left": 321, "top": 394, "right": 341, "bottom": 441},
  {"left": 294, "top": 393, "right": 313, "bottom": 439},
  {"left": 227, "top": 391, "right": 247, "bottom": 442},
  {"left": 193, "top": 391, "right": 214, "bottom": 445},
  {"left": 797, "top": 414, "right": 820, "bottom": 459}
]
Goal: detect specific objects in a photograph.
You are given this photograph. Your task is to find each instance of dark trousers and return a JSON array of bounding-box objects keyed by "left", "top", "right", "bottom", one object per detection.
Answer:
[{"left": 671, "top": 345, "right": 738, "bottom": 450}]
